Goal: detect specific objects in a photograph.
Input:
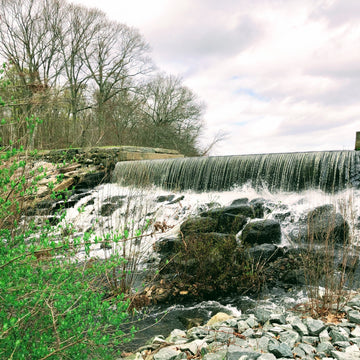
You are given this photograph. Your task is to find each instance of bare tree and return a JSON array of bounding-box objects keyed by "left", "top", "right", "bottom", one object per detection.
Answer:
[
  {"left": 83, "top": 20, "right": 152, "bottom": 135},
  {"left": 138, "top": 74, "right": 204, "bottom": 155},
  {"left": 0, "top": 0, "right": 63, "bottom": 87},
  {"left": 57, "top": 4, "right": 106, "bottom": 142}
]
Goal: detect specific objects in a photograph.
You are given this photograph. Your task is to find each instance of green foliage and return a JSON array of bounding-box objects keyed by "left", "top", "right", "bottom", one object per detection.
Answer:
[
  {"left": 173, "top": 232, "right": 265, "bottom": 295},
  {"left": 0, "top": 62, "right": 135, "bottom": 359}
]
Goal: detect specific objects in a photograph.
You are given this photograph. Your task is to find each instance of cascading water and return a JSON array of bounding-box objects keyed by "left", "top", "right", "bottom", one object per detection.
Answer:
[
  {"left": 59, "top": 150, "right": 360, "bottom": 351},
  {"left": 112, "top": 150, "right": 360, "bottom": 192}
]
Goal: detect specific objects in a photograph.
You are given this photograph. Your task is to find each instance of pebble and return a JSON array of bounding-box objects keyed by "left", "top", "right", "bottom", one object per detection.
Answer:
[{"left": 120, "top": 295, "right": 360, "bottom": 360}]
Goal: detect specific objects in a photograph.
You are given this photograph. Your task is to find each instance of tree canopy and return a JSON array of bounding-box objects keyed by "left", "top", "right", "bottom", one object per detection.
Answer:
[{"left": 0, "top": 0, "right": 205, "bottom": 155}]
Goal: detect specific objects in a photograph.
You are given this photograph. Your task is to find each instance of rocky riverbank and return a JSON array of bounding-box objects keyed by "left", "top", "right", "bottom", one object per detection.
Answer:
[{"left": 121, "top": 294, "right": 360, "bottom": 360}]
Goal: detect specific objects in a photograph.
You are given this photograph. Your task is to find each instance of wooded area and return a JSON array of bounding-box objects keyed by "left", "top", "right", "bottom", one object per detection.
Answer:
[{"left": 0, "top": 0, "right": 205, "bottom": 155}]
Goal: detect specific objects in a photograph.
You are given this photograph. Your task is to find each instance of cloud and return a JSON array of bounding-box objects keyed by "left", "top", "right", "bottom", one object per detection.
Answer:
[{"left": 70, "top": 0, "right": 359, "bottom": 155}]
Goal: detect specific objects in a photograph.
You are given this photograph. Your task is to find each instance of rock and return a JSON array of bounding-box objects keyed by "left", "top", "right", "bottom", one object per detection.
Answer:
[
  {"left": 225, "top": 345, "right": 260, "bottom": 360},
  {"left": 156, "top": 195, "right": 175, "bottom": 203},
  {"left": 332, "top": 349, "right": 360, "bottom": 360},
  {"left": 100, "top": 203, "right": 119, "bottom": 216},
  {"left": 249, "top": 198, "right": 265, "bottom": 218},
  {"left": 237, "top": 320, "right": 250, "bottom": 333},
  {"left": 154, "top": 236, "right": 181, "bottom": 257},
  {"left": 305, "top": 317, "right": 327, "bottom": 335},
  {"left": 153, "top": 347, "right": 180, "bottom": 360},
  {"left": 168, "top": 195, "right": 185, "bottom": 204},
  {"left": 257, "top": 353, "right": 276, "bottom": 360},
  {"left": 207, "top": 312, "right": 233, "bottom": 326},
  {"left": 287, "top": 315, "right": 309, "bottom": 336},
  {"left": 203, "top": 205, "right": 255, "bottom": 219},
  {"left": 317, "top": 341, "right": 334, "bottom": 354},
  {"left": 166, "top": 329, "right": 187, "bottom": 343},
  {"left": 203, "top": 351, "right": 227, "bottom": 360},
  {"left": 216, "top": 213, "right": 247, "bottom": 234},
  {"left": 348, "top": 295, "right": 360, "bottom": 308},
  {"left": 178, "top": 339, "right": 207, "bottom": 355},
  {"left": 279, "top": 329, "right": 300, "bottom": 348},
  {"left": 248, "top": 244, "right": 283, "bottom": 262},
  {"left": 307, "top": 204, "right": 349, "bottom": 244},
  {"left": 241, "top": 219, "right": 281, "bottom": 246},
  {"left": 230, "top": 198, "right": 249, "bottom": 206},
  {"left": 180, "top": 217, "right": 218, "bottom": 236},
  {"left": 348, "top": 310, "right": 360, "bottom": 324},
  {"left": 330, "top": 328, "right": 350, "bottom": 342},
  {"left": 268, "top": 340, "right": 293, "bottom": 358},
  {"left": 254, "top": 307, "right": 274, "bottom": 324}
]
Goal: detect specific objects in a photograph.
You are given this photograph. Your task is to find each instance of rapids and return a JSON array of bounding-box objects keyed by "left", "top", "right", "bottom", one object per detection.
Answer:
[{"left": 58, "top": 150, "right": 360, "bottom": 350}]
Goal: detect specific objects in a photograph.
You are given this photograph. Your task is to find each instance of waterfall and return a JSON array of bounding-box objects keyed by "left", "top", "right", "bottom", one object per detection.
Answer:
[{"left": 112, "top": 150, "right": 360, "bottom": 192}]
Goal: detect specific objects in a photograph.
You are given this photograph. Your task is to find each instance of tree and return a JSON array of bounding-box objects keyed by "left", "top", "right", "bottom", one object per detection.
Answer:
[
  {"left": 138, "top": 74, "right": 204, "bottom": 155},
  {"left": 84, "top": 20, "right": 152, "bottom": 142},
  {"left": 57, "top": 4, "right": 104, "bottom": 141}
]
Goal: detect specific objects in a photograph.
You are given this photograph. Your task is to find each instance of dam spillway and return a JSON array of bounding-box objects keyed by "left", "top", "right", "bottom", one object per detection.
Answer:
[{"left": 112, "top": 150, "right": 360, "bottom": 193}]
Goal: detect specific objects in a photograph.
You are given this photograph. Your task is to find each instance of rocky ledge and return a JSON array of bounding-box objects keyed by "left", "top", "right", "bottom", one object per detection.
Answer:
[{"left": 122, "top": 294, "right": 360, "bottom": 360}]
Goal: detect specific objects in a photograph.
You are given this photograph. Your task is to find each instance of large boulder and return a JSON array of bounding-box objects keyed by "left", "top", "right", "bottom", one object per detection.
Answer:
[
  {"left": 180, "top": 217, "right": 218, "bottom": 236},
  {"left": 241, "top": 219, "right": 282, "bottom": 246},
  {"left": 216, "top": 213, "right": 248, "bottom": 234},
  {"left": 153, "top": 236, "right": 182, "bottom": 258},
  {"left": 202, "top": 204, "right": 256, "bottom": 219},
  {"left": 307, "top": 204, "right": 349, "bottom": 244}
]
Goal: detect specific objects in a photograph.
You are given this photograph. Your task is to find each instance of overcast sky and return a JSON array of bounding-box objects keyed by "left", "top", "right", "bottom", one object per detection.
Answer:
[{"left": 71, "top": 0, "right": 360, "bottom": 155}]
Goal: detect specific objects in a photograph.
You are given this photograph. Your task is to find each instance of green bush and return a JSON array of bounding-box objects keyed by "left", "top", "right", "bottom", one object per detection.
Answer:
[
  {"left": 0, "top": 63, "right": 134, "bottom": 359},
  {"left": 174, "top": 232, "right": 265, "bottom": 295}
]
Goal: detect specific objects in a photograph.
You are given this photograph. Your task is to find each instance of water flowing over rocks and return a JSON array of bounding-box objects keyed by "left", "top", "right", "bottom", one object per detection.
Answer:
[{"left": 120, "top": 295, "right": 360, "bottom": 360}]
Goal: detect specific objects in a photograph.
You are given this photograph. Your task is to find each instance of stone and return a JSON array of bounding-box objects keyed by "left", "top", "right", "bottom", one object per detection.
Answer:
[
  {"left": 287, "top": 315, "right": 309, "bottom": 336},
  {"left": 246, "top": 315, "right": 259, "bottom": 328},
  {"left": 187, "top": 326, "right": 211, "bottom": 340},
  {"left": 317, "top": 341, "right": 334, "bottom": 354},
  {"left": 225, "top": 345, "right": 261, "bottom": 360},
  {"left": 257, "top": 354, "right": 276, "bottom": 360},
  {"left": 293, "top": 346, "right": 306, "bottom": 358},
  {"left": 213, "top": 326, "right": 235, "bottom": 343},
  {"left": 319, "top": 329, "right": 332, "bottom": 342},
  {"left": 153, "top": 347, "right": 180, "bottom": 360},
  {"left": 302, "top": 336, "right": 319, "bottom": 345},
  {"left": 348, "top": 295, "right": 360, "bottom": 308},
  {"left": 166, "top": 329, "right": 187, "bottom": 343},
  {"left": 350, "top": 325, "right": 360, "bottom": 337},
  {"left": 279, "top": 329, "right": 300, "bottom": 348},
  {"left": 100, "top": 203, "right": 118, "bottom": 216},
  {"left": 329, "top": 328, "right": 350, "bottom": 342},
  {"left": 241, "top": 220, "right": 282, "bottom": 246},
  {"left": 269, "top": 313, "right": 286, "bottom": 324},
  {"left": 156, "top": 195, "right": 175, "bottom": 203},
  {"left": 231, "top": 198, "right": 249, "bottom": 206},
  {"left": 242, "top": 328, "right": 255, "bottom": 338},
  {"left": 237, "top": 320, "right": 250, "bottom": 334},
  {"left": 203, "top": 205, "right": 255, "bottom": 220},
  {"left": 203, "top": 351, "right": 227, "bottom": 360},
  {"left": 256, "top": 336, "right": 270, "bottom": 352},
  {"left": 249, "top": 198, "right": 265, "bottom": 218},
  {"left": 178, "top": 339, "right": 207, "bottom": 355},
  {"left": 298, "top": 342, "right": 317, "bottom": 356},
  {"left": 305, "top": 317, "right": 327, "bottom": 335},
  {"left": 248, "top": 244, "right": 283, "bottom": 262},
  {"left": 268, "top": 341, "right": 293, "bottom": 358},
  {"left": 332, "top": 350, "right": 360, "bottom": 360},
  {"left": 307, "top": 204, "right": 349, "bottom": 244},
  {"left": 254, "top": 307, "right": 274, "bottom": 324},
  {"left": 207, "top": 312, "right": 233, "bottom": 326},
  {"left": 154, "top": 236, "right": 181, "bottom": 257},
  {"left": 216, "top": 213, "right": 247, "bottom": 234},
  {"left": 348, "top": 310, "right": 360, "bottom": 324},
  {"left": 180, "top": 217, "right": 218, "bottom": 236}
]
